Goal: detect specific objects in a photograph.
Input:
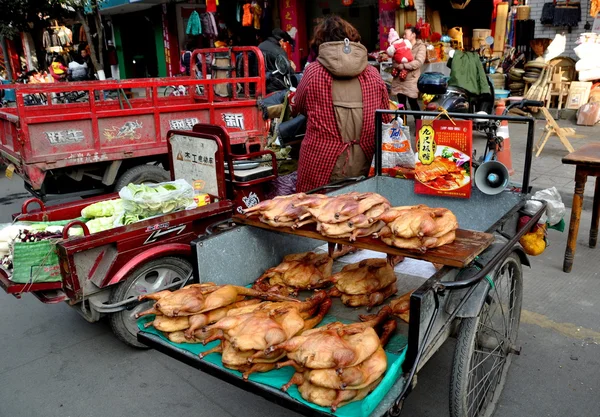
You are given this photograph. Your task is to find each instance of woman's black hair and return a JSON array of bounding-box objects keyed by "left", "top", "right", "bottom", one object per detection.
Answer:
[{"left": 406, "top": 26, "right": 421, "bottom": 37}]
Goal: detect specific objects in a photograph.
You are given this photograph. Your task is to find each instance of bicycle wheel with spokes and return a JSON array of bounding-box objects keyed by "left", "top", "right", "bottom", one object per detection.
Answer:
[{"left": 450, "top": 252, "right": 523, "bottom": 417}]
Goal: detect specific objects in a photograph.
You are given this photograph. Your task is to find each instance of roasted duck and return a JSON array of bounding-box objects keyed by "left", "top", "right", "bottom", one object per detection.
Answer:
[
  {"left": 137, "top": 284, "right": 298, "bottom": 318},
  {"left": 253, "top": 252, "right": 333, "bottom": 295},
  {"left": 198, "top": 294, "right": 332, "bottom": 379},
  {"left": 390, "top": 291, "right": 413, "bottom": 323},
  {"left": 301, "top": 319, "right": 396, "bottom": 391},
  {"left": 338, "top": 283, "right": 398, "bottom": 309},
  {"left": 372, "top": 205, "right": 458, "bottom": 252},
  {"left": 203, "top": 292, "right": 330, "bottom": 351},
  {"left": 294, "top": 192, "right": 390, "bottom": 224},
  {"left": 242, "top": 194, "right": 315, "bottom": 226},
  {"left": 415, "top": 156, "right": 463, "bottom": 184},
  {"left": 270, "top": 307, "right": 390, "bottom": 370},
  {"left": 378, "top": 228, "right": 456, "bottom": 252},
  {"left": 143, "top": 300, "right": 262, "bottom": 334},
  {"left": 325, "top": 259, "right": 399, "bottom": 309},
  {"left": 279, "top": 316, "right": 395, "bottom": 412},
  {"left": 330, "top": 259, "right": 397, "bottom": 295},
  {"left": 282, "top": 373, "right": 383, "bottom": 412}
]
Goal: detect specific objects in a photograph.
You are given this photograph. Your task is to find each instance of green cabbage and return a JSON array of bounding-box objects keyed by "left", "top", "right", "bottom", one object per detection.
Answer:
[
  {"left": 81, "top": 199, "right": 123, "bottom": 219},
  {"left": 120, "top": 180, "right": 194, "bottom": 219}
]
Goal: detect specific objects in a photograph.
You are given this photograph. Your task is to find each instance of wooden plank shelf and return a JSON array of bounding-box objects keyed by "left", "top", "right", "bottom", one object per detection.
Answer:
[{"left": 233, "top": 216, "right": 494, "bottom": 268}]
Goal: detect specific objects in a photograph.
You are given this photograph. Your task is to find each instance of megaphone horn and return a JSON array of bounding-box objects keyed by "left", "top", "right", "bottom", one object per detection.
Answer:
[{"left": 474, "top": 161, "right": 510, "bottom": 195}]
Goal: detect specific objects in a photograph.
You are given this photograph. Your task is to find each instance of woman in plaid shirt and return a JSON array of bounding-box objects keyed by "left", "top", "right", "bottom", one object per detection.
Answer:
[{"left": 295, "top": 16, "right": 390, "bottom": 193}]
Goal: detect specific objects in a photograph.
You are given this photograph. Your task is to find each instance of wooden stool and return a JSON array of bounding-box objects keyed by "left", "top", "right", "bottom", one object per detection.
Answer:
[{"left": 562, "top": 144, "right": 600, "bottom": 273}]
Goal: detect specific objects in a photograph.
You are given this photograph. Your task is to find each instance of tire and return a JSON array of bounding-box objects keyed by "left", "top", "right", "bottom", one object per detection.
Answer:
[
  {"left": 450, "top": 253, "right": 523, "bottom": 417},
  {"left": 114, "top": 164, "right": 170, "bottom": 191},
  {"left": 109, "top": 257, "right": 192, "bottom": 348}
]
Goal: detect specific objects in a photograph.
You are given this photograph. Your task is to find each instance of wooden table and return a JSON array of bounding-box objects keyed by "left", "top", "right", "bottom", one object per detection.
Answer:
[{"left": 562, "top": 144, "right": 600, "bottom": 273}]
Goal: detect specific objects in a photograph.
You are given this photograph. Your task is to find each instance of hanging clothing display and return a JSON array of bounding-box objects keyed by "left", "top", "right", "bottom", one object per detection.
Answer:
[
  {"left": 187, "top": 10, "right": 202, "bottom": 35},
  {"left": 79, "top": 26, "right": 87, "bottom": 43},
  {"left": 243, "top": 3, "right": 253, "bottom": 27},
  {"left": 43, "top": 31, "right": 51, "bottom": 49},
  {"left": 252, "top": 2, "right": 262, "bottom": 30},
  {"left": 237, "top": 3, "right": 243, "bottom": 23},
  {"left": 57, "top": 27, "right": 72, "bottom": 46},
  {"left": 592, "top": 0, "right": 600, "bottom": 17},
  {"left": 201, "top": 13, "right": 218, "bottom": 36}
]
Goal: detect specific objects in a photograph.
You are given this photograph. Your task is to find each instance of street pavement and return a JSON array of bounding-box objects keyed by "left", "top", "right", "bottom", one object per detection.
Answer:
[{"left": 1, "top": 116, "right": 600, "bottom": 417}]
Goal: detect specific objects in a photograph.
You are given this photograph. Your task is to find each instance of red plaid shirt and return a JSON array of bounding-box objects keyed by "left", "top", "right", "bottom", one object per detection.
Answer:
[{"left": 295, "top": 62, "right": 390, "bottom": 192}]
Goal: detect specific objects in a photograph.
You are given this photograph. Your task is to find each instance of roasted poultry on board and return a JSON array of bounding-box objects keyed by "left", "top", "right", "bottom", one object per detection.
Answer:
[{"left": 328, "top": 258, "right": 400, "bottom": 309}]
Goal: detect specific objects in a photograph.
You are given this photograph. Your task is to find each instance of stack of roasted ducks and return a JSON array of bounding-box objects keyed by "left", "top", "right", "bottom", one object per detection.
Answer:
[
  {"left": 138, "top": 284, "right": 297, "bottom": 346},
  {"left": 243, "top": 193, "right": 459, "bottom": 252},
  {"left": 243, "top": 192, "right": 391, "bottom": 242},
  {"left": 328, "top": 258, "right": 399, "bottom": 309},
  {"left": 200, "top": 292, "right": 332, "bottom": 379},
  {"left": 372, "top": 205, "right": 458, "bottom": 252},
  {"left": 274, "top": 307, "right": 396, "bottom": 412},
  {"left": 253, "top": 252, "right": 400, "bottom": 308}
]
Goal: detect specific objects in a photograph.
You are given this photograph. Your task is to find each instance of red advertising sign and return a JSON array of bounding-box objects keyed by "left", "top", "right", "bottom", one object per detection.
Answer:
[
  {"left": 379, "top": 0, "right": 397, "bottom": 50},
  {"left": 414, "top": 119, "right": 473, "bottom": 199}
]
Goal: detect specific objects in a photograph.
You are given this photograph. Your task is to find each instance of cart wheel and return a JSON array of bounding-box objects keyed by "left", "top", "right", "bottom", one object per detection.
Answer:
[
  {"left": 450, "top": 252, "right": 523, "bottom": 417},
  {"left": 109, "top": 257, "right": 192, "bottom": 348},
  {"left": 114, "top": 164, "right": 170, "bottom": 191}
]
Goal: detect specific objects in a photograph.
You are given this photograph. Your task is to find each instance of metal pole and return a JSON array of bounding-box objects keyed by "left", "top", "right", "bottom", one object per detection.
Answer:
[
  {"left": 375, "top": 111, "right": 383, "bottom": 177},
  {"left": 523, "top": 118, "right": 535, "bottom": 194}
]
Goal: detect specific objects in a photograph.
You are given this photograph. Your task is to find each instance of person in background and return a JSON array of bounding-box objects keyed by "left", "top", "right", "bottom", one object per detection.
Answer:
[
  {"left": 180, "top": 42, "right": 194, "bottom": 76},
  {"left": 50, "top": 56, "right": 67, "bottom": 81},
  {"left": 68, "top": 55, "right": 88, "bottom": 81},
  {"left": 258, "top": 28, "right": 296, "bottom": 92},
  {"left": 294, "top": 16, "right": 390, "bottom": 192},
  {"left": 107, "top": 40, "right": 119, "bottom": 79},
  {"left": 80, "top": 47, "right": 95, "bottom": 80},
  {"left": 391, "top": 26, "right": 426, "bottom": 119}
]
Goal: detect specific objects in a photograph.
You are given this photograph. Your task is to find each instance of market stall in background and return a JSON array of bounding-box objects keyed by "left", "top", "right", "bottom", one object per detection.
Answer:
[{"left": 369, "top": 0, "right": 600, "bottom": 127}]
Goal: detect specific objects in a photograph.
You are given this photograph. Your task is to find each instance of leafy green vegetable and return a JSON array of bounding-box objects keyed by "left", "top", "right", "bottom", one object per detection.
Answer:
[
  {"left": 119, "top": 180, "right": 194, "bottom": 220},
  {"left": 81, "top": 199, "right": 123, "bottom": 219},
  {"left": 85, "top": 216, "right": 119, "bottom": 234},
  {"left": 441, "top": 147, "right": 454, "bottom": 159}
]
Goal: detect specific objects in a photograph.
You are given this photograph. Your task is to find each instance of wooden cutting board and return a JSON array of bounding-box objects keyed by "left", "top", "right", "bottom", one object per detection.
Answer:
[{"left": 234, "top": 216, "right": 494, "bottom": 269}]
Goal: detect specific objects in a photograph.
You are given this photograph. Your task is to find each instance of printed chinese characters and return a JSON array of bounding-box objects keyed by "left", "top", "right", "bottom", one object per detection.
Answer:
[
  {"left": 66, "top": 152, "right": 109, "bottom": 164},
  {"left": 176, "top": 150, "right": 214, "bottom": 166},
  {"left": 169, "top": 118, "right": 199, "bottom": 130},
  {"left": 45, "top": 129, "right": 85, "bottom": 145},
  {"left": 418, "top": 125, "right": 436, "bottom": 165},
  {"left": 222, "top": 113, "right": 245, "bottom": 130}
]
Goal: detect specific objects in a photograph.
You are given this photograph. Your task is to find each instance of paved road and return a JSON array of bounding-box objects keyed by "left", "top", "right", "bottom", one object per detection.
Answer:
[{"left": 1, "top": 173, "right": 599, "bottom": 417}]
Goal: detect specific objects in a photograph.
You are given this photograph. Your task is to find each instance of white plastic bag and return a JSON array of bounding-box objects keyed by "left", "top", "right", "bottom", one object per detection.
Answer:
[
  {"left": 369, "top": 118, "right": 415, "bottom": 178},
  {"left": 524, "top": 187, "right": 566, "bottom": 226},
  {"left": 119, "top": 179, "right": 194, "bottom": 221}
]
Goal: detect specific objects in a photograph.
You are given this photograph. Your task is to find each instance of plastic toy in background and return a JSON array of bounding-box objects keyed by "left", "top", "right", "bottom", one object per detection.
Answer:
[{"left": 448, "top": 27, "right": 464, "bottom": 50}]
